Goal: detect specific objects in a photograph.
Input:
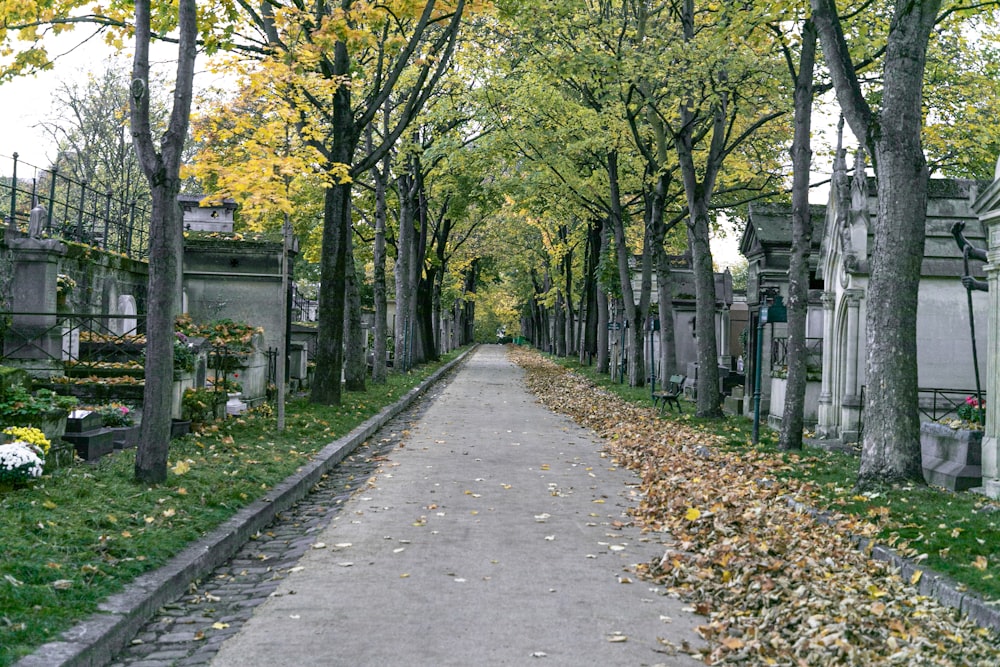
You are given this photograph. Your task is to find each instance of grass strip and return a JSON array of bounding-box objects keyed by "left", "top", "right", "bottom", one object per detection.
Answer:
[{"left": 0, "top": 350, "right": 461, "bottom": 666}]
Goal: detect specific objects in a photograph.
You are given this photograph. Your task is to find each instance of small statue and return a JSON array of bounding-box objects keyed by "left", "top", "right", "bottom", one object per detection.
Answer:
[
  {"left": 27, "top": 204, "right": 47, "bottom": 238},
  {"left": 951, "top": 221, "right": 988, "bottom": 292}
]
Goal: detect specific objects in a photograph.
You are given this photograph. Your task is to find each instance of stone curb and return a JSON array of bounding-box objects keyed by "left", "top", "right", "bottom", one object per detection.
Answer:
[
  {"left": 14, "top": 348, "right": 474, "bottom": 667},
  {"left": 784, "top": 496, "right": 1000, "bottom": 634}
]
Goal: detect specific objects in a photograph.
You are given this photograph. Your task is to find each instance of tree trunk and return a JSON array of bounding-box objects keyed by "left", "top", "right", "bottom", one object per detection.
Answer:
[
  {"left": 687, "top": 201, "right": 721, "bottom": 417},
  {"left": 311, "top": 41, "right": 354, "bottom": 405},
  {"left": 343, "top": 227, "right": 366, "bottom": 392},
  {"left": 131, "top": 0, "right": 196, "bottom": 484},
  {"left": 812, "top": 0, "right": 939, "bottom": 487},
  {"left": 607, "top": 151, "right": 648, "bottom": 386},
  {"left": 779, "top": 20, "right": 817, "bottom": 451},
  {"left": 312, "top": 179, "right": 350, "bottom": 404},
  {"left": 580, "top": 219, "right": 600, "bottom": 365},
  {"left": 656, "top": 251, "right": 677, "bottom": 381},
  {"left": 597, "top": 219, "right": 611, "bottom": 374},
  {"left": 395, "top": 172, "right": 416, "bottom": 371},
  {"left": 370, "top": 120, "right": 389, "bottom": 383}
]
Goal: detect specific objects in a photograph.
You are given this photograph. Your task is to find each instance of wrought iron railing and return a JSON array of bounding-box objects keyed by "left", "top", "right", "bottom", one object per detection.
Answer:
[
  {"left": 1, "top": 152, "right": 150, "bottom": 259},
  {"left": 770, "top": 337, "right": 823, "bottom": 372},
  {"left": 917, "top": 387, "right": 986, "bottom": 423},
  {"left": 1, "top": 311, "right": 148, "bottom": 373}
]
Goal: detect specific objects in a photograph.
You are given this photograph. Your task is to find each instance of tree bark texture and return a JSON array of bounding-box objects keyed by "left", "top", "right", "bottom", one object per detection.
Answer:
[
  {"left": 311, "top": 41, "right": 354, "bottom": 405},
  {"left": 813, "top": 0, "right": 940, "bottom": 487},
  {"left": 343, "top": 227, "right": 366, "bottom": 392},
  {"left": 131, "top": 0, "right": 196, "bottom": 484},
  {"left": 779, "top": 19, "right": 817, "bottom": 451},
  {"left": 607, "top": 151, "right": 647, "bottom": 386}
]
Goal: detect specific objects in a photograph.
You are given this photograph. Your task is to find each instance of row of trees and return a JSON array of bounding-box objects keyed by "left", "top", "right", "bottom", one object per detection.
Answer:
[
  {"left": 467, "top": 0, "right": 1000, "bottom": 492},
  {"left": 1, "top": 0, "right": 999, "bottom": 490}
]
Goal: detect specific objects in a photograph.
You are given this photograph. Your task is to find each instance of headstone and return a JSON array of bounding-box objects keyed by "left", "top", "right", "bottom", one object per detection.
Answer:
[{"left": 117, "top": 295, "right": 137, "bottom": 336}]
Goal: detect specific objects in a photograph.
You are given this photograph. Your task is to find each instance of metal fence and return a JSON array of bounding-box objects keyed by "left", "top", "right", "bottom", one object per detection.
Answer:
[
  {"left": 770, "top": 337, "right": 823, "bottom": 372},
  {"left": 1, "top": 152, "right": 151, "bottom": 259}
]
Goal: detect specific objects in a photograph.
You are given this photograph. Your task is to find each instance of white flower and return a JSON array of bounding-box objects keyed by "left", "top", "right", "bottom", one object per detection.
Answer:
[{"left": 0, "top": 442, "right": 44, "bottom": 479}]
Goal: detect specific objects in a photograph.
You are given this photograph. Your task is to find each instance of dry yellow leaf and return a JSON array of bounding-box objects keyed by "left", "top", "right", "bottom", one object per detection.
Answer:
[
  {"left": 171, "top": 460, "right": 191, "bottom": 475},
  {"left": 685, "top": 507, "right": 702, "bottom": 522},
  {"left": 973, "top": 555, "right": 989, "bottom": 571}
]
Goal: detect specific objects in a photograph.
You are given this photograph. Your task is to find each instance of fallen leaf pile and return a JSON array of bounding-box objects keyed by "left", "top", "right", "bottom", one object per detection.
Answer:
[{"left": 509, "top": 347, "right": 999, "bottom": 665}]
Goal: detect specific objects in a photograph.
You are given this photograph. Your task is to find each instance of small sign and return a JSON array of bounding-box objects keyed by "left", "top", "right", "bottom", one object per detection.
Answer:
[
  {"left": 760, "top": 307, "right": 769, "bottom": 325},
  {"left": 608, "top": 322, "right": 622, "bottom": 330}
]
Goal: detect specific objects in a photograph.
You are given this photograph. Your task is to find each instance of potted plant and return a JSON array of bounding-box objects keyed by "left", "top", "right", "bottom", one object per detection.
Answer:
[
  {"left": 1, "top": 426, "right": 49, "bottom": 486},
  {"left": 96, "top": 403, "right": 139, "bottom": 450}
]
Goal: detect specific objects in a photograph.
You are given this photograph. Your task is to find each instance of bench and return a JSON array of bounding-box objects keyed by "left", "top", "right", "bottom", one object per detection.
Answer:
[{"left": 652, "top": 375, "right": 685, "bottom": 414}]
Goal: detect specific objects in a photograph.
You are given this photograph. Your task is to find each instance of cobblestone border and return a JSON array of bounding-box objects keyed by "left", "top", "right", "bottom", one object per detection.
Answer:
[
  {"left": 15, "top": 348, "right": 473, "bottom": 667},
  {"left": 784, "top": 497, "right": 1000, "bottom": 634}
]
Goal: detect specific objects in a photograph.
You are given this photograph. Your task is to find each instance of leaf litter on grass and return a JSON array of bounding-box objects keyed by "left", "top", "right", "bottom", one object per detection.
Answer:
[{"left": 509, "top": 346, "right": 999, "bottom": 665}]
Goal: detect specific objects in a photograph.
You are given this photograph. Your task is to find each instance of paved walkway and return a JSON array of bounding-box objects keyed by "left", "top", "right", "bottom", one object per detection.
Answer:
[{"left": 112, "top": 346, "right": 701, "bottom": 666}]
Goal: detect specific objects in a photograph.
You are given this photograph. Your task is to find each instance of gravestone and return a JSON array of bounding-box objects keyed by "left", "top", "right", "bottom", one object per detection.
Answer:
[{"left": 117, "top": 295, "right": 137, "bottom": 336}]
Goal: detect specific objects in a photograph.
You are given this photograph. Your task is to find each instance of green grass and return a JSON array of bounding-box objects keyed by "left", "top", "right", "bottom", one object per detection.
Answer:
[
  {"left": 0, "top": 351, "right": 461, "bottom": 667},
  {"left": 555, "top": 356, "right": 1000, "bottom": 602}
]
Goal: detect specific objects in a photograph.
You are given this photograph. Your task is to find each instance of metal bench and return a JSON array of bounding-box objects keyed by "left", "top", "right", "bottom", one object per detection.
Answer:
[{"left": 653, "top": 374, "right": 685, "bottom": 414}]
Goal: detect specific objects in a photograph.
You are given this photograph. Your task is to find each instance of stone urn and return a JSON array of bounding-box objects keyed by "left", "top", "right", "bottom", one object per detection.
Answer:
[{"left": 225, "top": 393, "right": 247, "bottom": 416}]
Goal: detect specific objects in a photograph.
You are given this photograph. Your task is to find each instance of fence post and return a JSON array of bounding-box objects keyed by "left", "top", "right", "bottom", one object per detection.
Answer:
[
  {"left": 8, "top": 152, "right": 17, "bottom": 223},
  {"left": 46, "top": 166, "right": 57, "bottom": 231},
  {"left": 76, "top": 180, "right": 87, "bottom": 241},
  {"left": 102, "top": 189, "right": 112, "bottom": 251},
  {"left": 127, "top": 200, "right": 137, "bottom": 257}
]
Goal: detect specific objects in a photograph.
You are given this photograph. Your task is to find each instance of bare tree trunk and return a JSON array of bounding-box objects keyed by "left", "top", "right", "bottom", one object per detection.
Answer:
[
  {"left": 813, "top": 0, "right": 939, "bottom": 487},
  {"left": 395, "top": 172, "right": 416, "bottom": 371},
  {"left": 607, "top": 151, "right": 649, "bottom": 386},
  {"left": 779, "top": 20, "right": 817, "bottom": 451},
  {"left": 311, "top": 41, "right": 353, "bottom": 405},
  {"left": 370, "top": 117, "right": 390, "bottom": 383},
  {"left": 344, "top": 227, "right": 366, "bottom": 392},
  {"left": 580, "top": 219, "right": 600, "bottom": 365},
  {"left": 597, "top": 219, "right": 610, "bottom": 374},
  {"left": 132, "top": 0, "right": 196, "bottom": 484}
]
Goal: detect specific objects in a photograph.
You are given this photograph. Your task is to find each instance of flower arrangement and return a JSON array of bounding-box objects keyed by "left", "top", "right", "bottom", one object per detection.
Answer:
[
  {"left": 957, "top": 395, "right": 986, "bottom": 426},
  {"left": 2, "top": 426, "right": 50, "bottom": 456},
  {"left": 56, "top": 273, "right": 76, "bottom": 295},
  {"left": 0, "top": 443, "right": 44, "bottom": 484},
  {"left": 96, "top": 403, "right": 134, "bottom": 427}
]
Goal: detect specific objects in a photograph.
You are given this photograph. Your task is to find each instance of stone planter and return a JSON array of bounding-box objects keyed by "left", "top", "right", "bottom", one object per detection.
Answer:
[
  {"left": 4, "top": 408, "right": 69, "bottom": 441},
  {"left": 920, "top": 421, "right": 983, "bottom": 491}
]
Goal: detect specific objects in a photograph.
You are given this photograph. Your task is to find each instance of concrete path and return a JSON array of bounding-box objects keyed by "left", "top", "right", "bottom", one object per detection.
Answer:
[{"left": 209, "top": 346, "right": 701, "bottom": 666}]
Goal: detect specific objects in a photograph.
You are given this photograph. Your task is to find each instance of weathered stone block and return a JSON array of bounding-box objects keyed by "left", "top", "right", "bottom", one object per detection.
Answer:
[
  {"left": 920, "top": 422, "right": 983, "bottom": 491},
  {"left": 62, "top": 428, "right": 114, "bottom": 461}
]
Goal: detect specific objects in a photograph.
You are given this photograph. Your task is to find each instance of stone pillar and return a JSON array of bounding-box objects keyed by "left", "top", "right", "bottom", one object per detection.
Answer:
[
  {"left": 972, "top": 163, "right": 1000, "bottom": 499},
  {"left": 840, "top": 289, "right": 864, "bottom": 443},
  {"left": 817, "top": 292, "right": 836, "bottom": 437},
  {"left": 718, "top": 305, "right": 731, "bottom": 369},
  {"left": 3, "top": 238, "right": 67, "bottom": 368}
]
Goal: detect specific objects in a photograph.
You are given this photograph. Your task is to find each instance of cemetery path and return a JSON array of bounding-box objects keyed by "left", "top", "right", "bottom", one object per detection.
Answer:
[{"left": 108, "top": 345, "right": 702, "bottom": 667}]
